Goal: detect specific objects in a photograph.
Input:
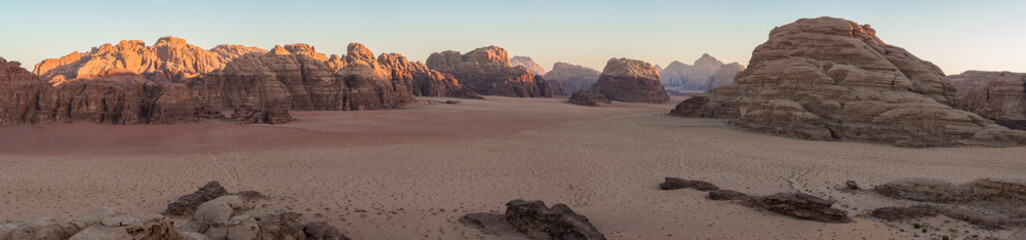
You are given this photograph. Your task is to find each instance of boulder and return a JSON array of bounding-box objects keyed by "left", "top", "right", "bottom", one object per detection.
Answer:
[
  {"left": 591, "top": 58, "right": 669, "bottom": 103},
  {"left": 742, "top": 193, "right": 851, "bottom": 223},
  {"left": 544, "top": 62, "right": 601, "bottom": 94},
  {"left": 568, "top": 90, "right": 611, "bottom": 107},
  {"left": 303, "top": 221, "right": 349, "bottom": 240},
  {"left": 165, "top": 181, "right": 230, "bottom": 216},
  {"left": 180, "top": 196, "right": 247, "bottom": 238},
  {"left": 669, "top": 17, "right": 1026, "bottom": 147},
  {"left": 69, "top": 214, "right": 182, "bottom": 240},
  {"left": 426, "top": 46, "right": 553, "bottom": 97},
  {"left": 504, "top": 199, "right": 606, "bottom": 240},
  {"left": 658, "top": 177, "right": 719, "bottom": 191}
]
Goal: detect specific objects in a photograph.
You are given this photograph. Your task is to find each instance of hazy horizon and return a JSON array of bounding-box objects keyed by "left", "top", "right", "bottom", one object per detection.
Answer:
[{"left": 2, "top": 0, "right": 1024, "bottom": 75}]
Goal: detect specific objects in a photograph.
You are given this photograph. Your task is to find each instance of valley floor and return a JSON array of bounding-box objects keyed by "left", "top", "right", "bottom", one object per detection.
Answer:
[{"left": 1, "top": 96, "right": 1024, "bottom": 239}]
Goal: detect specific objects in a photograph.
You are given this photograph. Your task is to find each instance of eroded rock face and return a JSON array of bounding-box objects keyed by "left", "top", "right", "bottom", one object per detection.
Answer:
[
  {"left": 681, "top": 54, "right": 725, "bottom": 90},
  {"left": 743, "top": 193, "right": 851, "bottom": 223},
  {"left": 0, "top": 58, "right": 219, "bottom": 125},
  {"left": 230, "top": 104, "right": 295, "bottom": 124},
  {"left": 427, "top": 46, "right": 553, "bottom": 97},
  {"left": 188, "top": 43, "right": 416, "bottom": 112},
  {"left": 544, "top": 62, "right": 601, "bottom": 94},
  {"left": 707, "top": 62, "right": 744, "bottom": 89},
  {"left": 950, "top": 71, "right": 1026, "bottom": 130},
  {"left": 669, "top": 17, "right": 1026, "bottom": 147},
  {"left": 511, "top": 56, "right": 546, "bottom": 76},
  {"left": 872, "top": 178, "right": 1026, "bottom": 229},
  {"left": 34, "top": 37, "right": 265, "bottom": 85},
  {"left": 591, "top": 58, "right": 669, "bottom": 103},
  {"left": 377, "top": 52, "right": 481, "bottom": 99},
  {"left": 504, "top": 200, "right": 606, "bottom": 240},
  {"left": 569, "top": 90, "right": 610, "bottom": 107},
  {"left": 660, "top": 61, "right": 693, "bottom": 87}
]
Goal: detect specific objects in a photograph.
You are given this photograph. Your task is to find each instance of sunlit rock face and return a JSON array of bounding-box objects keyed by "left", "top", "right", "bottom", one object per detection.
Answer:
[
  {"left": 1, "top": 58, "right": 217, "bottom": 125},
  {"left": 426, "top": 46, "right": 554, "bottom": 97},
  {"left": 590, "top": 58, "right": 669, "bottom": 103},
  {"left": 543, "top": 62, "right": 600, "bottom": 93},
  {"left": 950, "top": 71, "right": 1026, "bottom": 130},
  {"left": 34, "top": 37, "right": 265, "bottom": 85},
  {"left": 671, "top": 17, "right": 1026, "bottom": 147},
  {"left": 510, "top": 56, "right": 546, "bottom": 76}
]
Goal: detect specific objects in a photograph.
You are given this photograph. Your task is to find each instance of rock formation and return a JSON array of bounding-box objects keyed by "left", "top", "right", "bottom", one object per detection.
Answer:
[
  {"left": 590, "top": 58, "right": 669, "bottom": 103},
  {"left": 0, "top": 58, "right": 220, "bottom": 125},
  {"left": 377, "top": 52, "right": 481, "bottom": 99},
  {"left": 949, "top": 71, "right": 1026, "bottom": 130},
  {"left": 670, "top": 17, "right": 1026, "bottom": 147},
  {"left": 510, "top": 56, "right": 546, "bottom": 76},
  {"left": 741, "top": 193, "right": 852, "bottom": 223},
  {"left": 569, "top": 90, "right": 611, "bottom": 107},
  {"left": 659, "top": 54, "right": 744, "bottom": 93},
  {"left": 164, "top": 181, "right": 229, "bottom": 216},
  {"left": 0, "top": 183, "right": 349, "bottom": 240},
  {"left": 707, "top": 62, "right": 744, "bottom": 89},
  {"left": 658, "top": 177, "right": 719, "bottom": 191},
  {"left": 504, "top": 200, "right": 606, "bottom": 240},
  {"left": 544, "top": 62, "right": 601, "bottom": 93},
  {"left": 34, "top": 37, "right": 265, "bottom": 85},
  {"left": 659, "top": 60, "right": 693, "bottom": 87},
  {"left": 427, "top": 46, "right": 553, "bottom": 97}
]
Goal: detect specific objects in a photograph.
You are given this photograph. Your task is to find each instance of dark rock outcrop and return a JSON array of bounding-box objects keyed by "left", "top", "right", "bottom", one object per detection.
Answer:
[
  {"left": 742, "top": 193, "right": 852, "bottom": 223},
  {"left": 230, "top": 104, "right": 295, "bottom": 124},
  {"left": 164, "top": 181, "right": 229, "bottom": 216},
  {"left": 303, "top": 221, "right": 349, "bottom": 240},
  {"left": 590, "top": 58, "right": 669, "bottom": 103},
  {"left": 569, "top": 90, "right": 610, "bottom": 107},
  {"left": 950, "top": 71, "right": 1026, "bottom": 130},
  {"left": 34, "top": 36, "right": 265, "bottom": 85},
  {"left": 658, "top": 177, "right": 719, "bottom": 191},
  {"left": 427, "top": 46, "right": 553, "bottom": 97},
  {"left": 544, "top": 62, "right": 601, "bottom": 94},
  {"left": 708, "top": 189, "right": 749, "bottom": 200},
  {"left": 459, "top": 213, "right": 518, "bottom": 235},
  {"left": 669, "top": 17, "right": 1026, "bottom": 147},
  {"left": 504, "top": 199, "right": 606, "bottom": 240},
  {"left": 872, "top": 178, "right": 1026, "bottom": 229}
]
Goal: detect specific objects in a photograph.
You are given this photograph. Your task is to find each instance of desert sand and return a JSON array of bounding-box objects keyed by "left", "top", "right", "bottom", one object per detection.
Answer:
[{"left": 1, "top": 96, "right": 1025, "bottom": 239}]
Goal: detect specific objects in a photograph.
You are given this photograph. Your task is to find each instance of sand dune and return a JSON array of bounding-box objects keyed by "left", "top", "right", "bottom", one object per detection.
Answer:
[{"left": 1, "top": 96, "right": 1024, "bottom": 239}]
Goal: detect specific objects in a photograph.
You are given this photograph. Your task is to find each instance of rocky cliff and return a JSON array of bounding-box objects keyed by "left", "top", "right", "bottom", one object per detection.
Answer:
[
  {"left": 660, "top": 54, "right": 742, "bottom": 92},
  {"left": 670, "top": 17, "right": 1026, "bottom": 147},
  {"left": 590, "top": 58, "right": 669, "bottom": 103},
  {"left": 1, "top": 58, "right": 217, "bottom": 125},
  {"left": 34, "top": 37, "right": 265, "bottom": 85},
  {"left": 510, "top": 56, "right": 546, "bottom": 76},
  {"left": 426, "top": 46, "right": 553, "bottom": 97},
  {"left": 707, "top": 62, "right": 744, "bottom": 89},
  {"left": 659, "top": 61, "right": 693, "bottom": 86},
  {"left": 950, "top": 71, "right": 1026, "bottom": 130},
  {"left": 543, "top": 62, "right": 601, "bottom": 93}
]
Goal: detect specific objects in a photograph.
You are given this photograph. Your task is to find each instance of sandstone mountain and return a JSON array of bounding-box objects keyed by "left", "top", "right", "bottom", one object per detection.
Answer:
[
  {"left": 590, "top": 58, "right": 669, "bottom": 103},
  {"left": 34, "top": 36, "right": 265, "bottom": 86},
  {"left": 670, "top": 17, "right": 1026, "bottom": 147},
  {"left": 659, "top": 54, "right": 744, "bottom": 92},
  {"left": 659, "top": 61, "right": 693, "bottom": 86},
  {"left": 1, "top": 58, "right": 218, "bottom": 125},
  {"left": 510, "top": 56, "right": 546, "bottom": 76},
  {"left": 427, "top": 46, "right": 554, "bottom": 97},
  {"left": 950, "top": 71, "right": 1026, "bottom": 130},
  {"left": 543, "top": 62, "right": 601, "bottom": 93},
  {"left": 2, "top": 41, "right": 479, "bottom": 125}
]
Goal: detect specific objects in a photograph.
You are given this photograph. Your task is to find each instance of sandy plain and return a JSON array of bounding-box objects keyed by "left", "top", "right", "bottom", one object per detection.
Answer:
[{"left": 1, "top": 96, "right": 1025, "bottom": 239}]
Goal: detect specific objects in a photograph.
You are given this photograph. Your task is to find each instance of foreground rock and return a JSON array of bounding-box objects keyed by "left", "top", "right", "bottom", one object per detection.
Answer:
[
  {"left": 34, "top": 36, "right": 265, "bottom": 85},
  {"left": 871, "top": 178, "right": 1026, "bottom": 229},
  {"left": 461, "top": 199, "right": 606, "bottom": 240},
  {"left": 427, "top": 46, "right": 554, "bottom": 97},
  {"left": 950, "top": 71, "right": 1026, "bottom": 130},
  {"left": 669, "top": 17, "right": 1026, "bottom": 147},
  {"left": 589, "top": 58, "right": 669, "bottom": 103},
  {"left": 510, "top": 56, "right": 546, "bottom": 76},
  {"left": 164, "top": 181, "right": 229, "bottom": 216},
  {"left": 544, "top": 62, "right": 601, "bottom": 94},
  {"left": 702, "top": 187, "right": 851, "bottom": 223},
  {"left": 658, "top": 177, "right": 719, "bottom": 191},
  {"left": 568, "top": 90, "right": 610, "bottom": 107}
]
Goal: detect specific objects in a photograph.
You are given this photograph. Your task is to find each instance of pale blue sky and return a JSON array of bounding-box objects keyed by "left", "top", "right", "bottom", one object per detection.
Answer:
[{"left": 1, "top": 0, "right": 1024, "bottom": 74}]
